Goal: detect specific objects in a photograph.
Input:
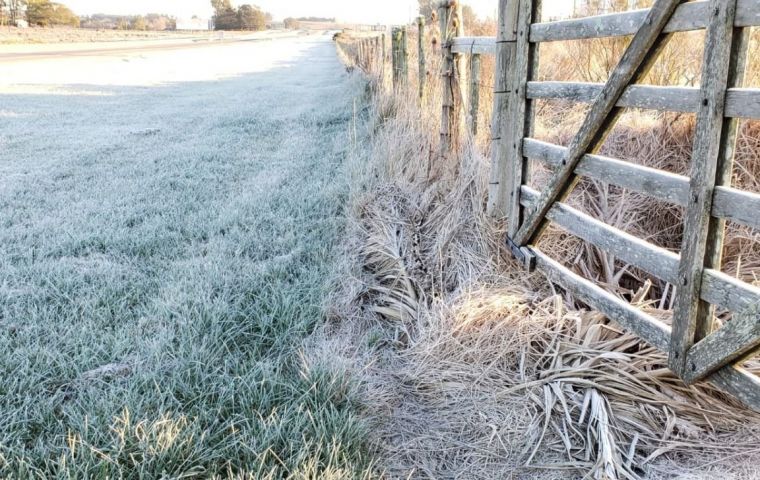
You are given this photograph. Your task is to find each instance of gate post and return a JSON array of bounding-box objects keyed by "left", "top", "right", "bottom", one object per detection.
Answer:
[
  {"left": 438, "top": 0, "right": 466, "bottom": 154},
  {"left": 487, "top": 0, "right": 520, "bottom": 216},
  {"left": 504, "top": 0, "right": 540, "bottom": 236},
  {"left": 670, "top": 0, "right": 744, "bottom": 378}
]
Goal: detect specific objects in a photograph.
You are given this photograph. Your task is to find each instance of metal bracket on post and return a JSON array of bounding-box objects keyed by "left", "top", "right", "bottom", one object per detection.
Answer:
[{"left": 506, "top": 236, "right": 536, "bottom": 272}]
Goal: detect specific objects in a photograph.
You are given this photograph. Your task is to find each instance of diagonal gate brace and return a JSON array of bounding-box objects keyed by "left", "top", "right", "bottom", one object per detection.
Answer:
[
  {"left": 509, "top": 0, "right": 683, "bottom": 250},
  {"left": 684, "top": 301, "right": 760, "bottom": 384}
]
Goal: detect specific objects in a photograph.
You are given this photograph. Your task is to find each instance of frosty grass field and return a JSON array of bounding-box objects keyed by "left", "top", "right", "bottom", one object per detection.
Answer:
[{"left": 0, "top": 35, "right": 373, "bottom": 477}]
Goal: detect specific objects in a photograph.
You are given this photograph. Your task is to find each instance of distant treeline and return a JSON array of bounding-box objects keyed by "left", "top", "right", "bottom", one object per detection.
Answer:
[
  {"left": 211, "top": 0, "right": 271, "bottom": 31},
  {"left": 80, "top": 13, "right": 176, "bottom": 31},
  {"left": 0, "top": 1, "right": 175, "bottom": 30},
  {"left": 1, "top": 0, "right": 79, "bottom": 27}
]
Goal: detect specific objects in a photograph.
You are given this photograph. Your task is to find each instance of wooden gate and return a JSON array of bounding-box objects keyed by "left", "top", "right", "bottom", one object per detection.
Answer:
[{"left": 471, "top": 0, "right": 760, "bottom": 409}]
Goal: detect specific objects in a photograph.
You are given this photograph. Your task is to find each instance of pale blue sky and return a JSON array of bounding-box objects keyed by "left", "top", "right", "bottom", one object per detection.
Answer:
[{"left": 62, "top": 0, "right": 571, "bottom": 23}]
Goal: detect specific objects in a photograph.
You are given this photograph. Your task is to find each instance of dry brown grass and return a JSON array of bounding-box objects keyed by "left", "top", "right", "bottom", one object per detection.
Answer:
[{"left": 327, "top": 18, "right": 760, "bottom": 479}]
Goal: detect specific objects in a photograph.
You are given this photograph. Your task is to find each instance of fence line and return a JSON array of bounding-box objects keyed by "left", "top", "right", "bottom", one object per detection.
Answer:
[{"left": 335, "top": 0, "right": 760, "bottom": 411}]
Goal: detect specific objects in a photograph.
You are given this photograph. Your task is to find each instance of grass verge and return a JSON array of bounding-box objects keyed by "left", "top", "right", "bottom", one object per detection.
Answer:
[{"left": 0, "top": 40, "right": 374, "bottom": 479}]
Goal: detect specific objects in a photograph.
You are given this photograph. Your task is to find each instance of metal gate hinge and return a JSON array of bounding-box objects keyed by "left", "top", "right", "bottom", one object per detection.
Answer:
[{"left": 506, "top": 236, "right": 536, "bottom": 272}]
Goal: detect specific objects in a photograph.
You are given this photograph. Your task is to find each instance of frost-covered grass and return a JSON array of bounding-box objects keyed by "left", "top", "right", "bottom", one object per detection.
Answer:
[{"left": 0, "top": 37, "right": 373, "bottom": 478}]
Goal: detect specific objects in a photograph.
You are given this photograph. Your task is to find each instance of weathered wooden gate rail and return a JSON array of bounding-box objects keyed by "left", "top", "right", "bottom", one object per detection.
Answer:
[
  {"left": 336, "top": 0, "right": 760, "bottom": 410},
  {"left": 485, "top": 0, "right": 760, "bottom": 410}
]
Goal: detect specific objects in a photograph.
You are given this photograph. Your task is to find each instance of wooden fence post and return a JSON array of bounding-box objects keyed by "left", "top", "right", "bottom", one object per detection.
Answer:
[
  {"left": 366, "top": 39, "right": 371, "bottom": 70},
  {"left": 392, "top": 27, "right": 409, "bottom": 91},
  {"left": 469, "top": 53, "right": 481, "bottom": 135},
  {"left": 381, "top": 32, "right": 387, "bottom": 87},
  {"left": 367, "top": 38, "right": 372, "bottom": 71},
  {"left": 439, "top": 0, "right": 465, "bottom": 154},
  {"left": 392, "top": 28, "right": 400, "bottom": 89},
  {"left": 670, "top": 0, "right": 743, "bottom": 378},
  {"left": 439, "top": 2, "right": 453, "bottom": 152},
  {"left": 418, "top": 16, "right": 427, "bottom": 102},
  {"left": 401, "top": 27, "right": 409, "bottom": 80},
  {"left": 454, "top": 2, "right": 467, "bottom": 117},
  {"left": 487, "top": 0, "right": 520, "bottom": 216},
  {"left": 505, "top": 0, "right": 545, "bottom": 237}
]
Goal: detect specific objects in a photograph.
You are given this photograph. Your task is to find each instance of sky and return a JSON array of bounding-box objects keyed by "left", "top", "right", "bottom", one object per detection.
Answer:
[{"left": 61, "top": 0, "right": 572, "bottom": 23}]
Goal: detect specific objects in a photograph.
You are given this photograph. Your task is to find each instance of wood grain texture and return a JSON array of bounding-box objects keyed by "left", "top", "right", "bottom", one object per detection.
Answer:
[
  {"left": 533, "top": 248, "right": 672, "bottom": 351},
  {"left": 453, "top": 2, "right": 468, "bottom": 131},
  {"left": 521, "top": 187, "right": 680, "bottom": 283},
  {"left": 391, "top": 27, "right": 402, "bottom": 90},
  {"left": 512, "top": 0, "right": 683, "bottom": 247},
  {"left": 530, "top": 0, "right": 760, "bottom": 43},
  {"left": 487, "top": 0, "right": 518, "bottom": 216},
  {"left": 401, "top": 27, "right": 409, "bottom": 78},
  {"left": 523, "top": 139, "right": 691, "bottom": 205},
  {"left": 526, "top": 81, "right": 760, "bottom": 119},
  {"left": 452, "top": 36, "right": 497, "bottom": 54},
  {"left": 685, "top": 301, "right": 760, "bottom": 383},
  {"left": 670, "top": 0, "right": 739, "bottom": 377},
  {"left": 504, "top": 0, "right": 535, "bottom": 234},
  {"left": 521, "top": 186, "right": 760, "bottom": 315},
  {"left": 523, "top": 139, "right": 760, "bottom": 230},
  {"left": 418, "top": 17, "right": 427, "bottom": 101},
  {"left": 439, "top": 4, "right": 454, "bottom": 152},
  {"left": 469, "top": 54, "right": 482, "bottom": 135},
  {"left": 701, "top": 270, "right": 760, "bottom": 318},
  {"left": 709, "top": 366, "right": 760, "bottom": 412},
  {"left": 694, "top": 27, "right": 751, "bottom": 344},
  {"left": 712, "top": 187, "right": 760, "bottom": 229}
]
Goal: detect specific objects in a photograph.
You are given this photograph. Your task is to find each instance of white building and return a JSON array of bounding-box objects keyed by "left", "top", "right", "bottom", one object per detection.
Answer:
[{"left": 176, "top": 16, "right": 213, "bottom": 31}]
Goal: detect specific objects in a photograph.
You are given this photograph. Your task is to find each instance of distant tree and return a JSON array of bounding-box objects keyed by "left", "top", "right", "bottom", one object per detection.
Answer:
[
  {"left": 131, "top": 15, "right": 146, "bottom": 30},
  {"left": 7, "top": 0, "right": 26, "bottom": 26},
  {"left": 211, "top": 0, "right": 237, "bottom": 30},
  {"left": 145, "top": 13, "right": 174, "bottom": 31},
  {"left": 237, "top": 4, "right": 265, "bottom": 31},
  {"left": 210, "top": 0, "right": 232, "bottom": 13},
  {"left": 26, "top": 0, "right": 79, "bottom": 27},
  {"left": 116, "top": 17, "right": 129, "bottom": 30},
  {"left": 283, "top": 17, "right": 299, "bottom": 29}
]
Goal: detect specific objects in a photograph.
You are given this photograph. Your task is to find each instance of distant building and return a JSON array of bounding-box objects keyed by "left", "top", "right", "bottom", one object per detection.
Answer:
[{"left": 176, "top": 16, "right": 213, "bottom": 31}]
